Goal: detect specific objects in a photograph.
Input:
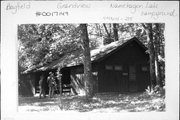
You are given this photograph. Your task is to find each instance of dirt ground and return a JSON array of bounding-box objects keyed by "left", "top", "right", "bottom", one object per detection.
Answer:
[{"left": 18, "top": 92, "right": 165, "bottom": 112}]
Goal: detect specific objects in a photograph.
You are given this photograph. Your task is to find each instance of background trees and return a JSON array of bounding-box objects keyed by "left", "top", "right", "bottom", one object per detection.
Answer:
[
  {"left": 142, "top": 23, "right": 165, "bottom": 90},
  {"left": 18, "top": 24, "right": 81, "bottom": 71},
  {"left": 18, "top": 23, "right": 165, "bottom": 96}
]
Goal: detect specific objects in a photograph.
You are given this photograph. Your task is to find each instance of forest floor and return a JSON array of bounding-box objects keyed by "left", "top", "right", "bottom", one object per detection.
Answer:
[{"left": 18, "top": 92, "right": 165, "bottom": 112}]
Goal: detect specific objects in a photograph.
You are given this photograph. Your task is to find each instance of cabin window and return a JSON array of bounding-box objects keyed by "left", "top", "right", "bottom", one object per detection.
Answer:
[
  {"left": 114, "top": 65, "right": 122, "bottom": 71},
  {"left": 122, "top": 73, "right": 128, "bottom": 76},
  {"left": 142, "top": 66, "right": 148, "bottom": 71},
  {"left": 105, "top": 65, "right": 113, "bottom": 70}
]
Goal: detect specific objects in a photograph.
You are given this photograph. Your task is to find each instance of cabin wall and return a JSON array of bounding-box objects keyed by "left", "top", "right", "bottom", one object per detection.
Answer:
[
  {"left": 98, "top": 41, "right": 150, "bottom": 93},
  {"left": 136, "top": 64, "right": 150, "bottom": 91},
  {"left": 19, "top": 73, "right": 36, "bottom": 96}
]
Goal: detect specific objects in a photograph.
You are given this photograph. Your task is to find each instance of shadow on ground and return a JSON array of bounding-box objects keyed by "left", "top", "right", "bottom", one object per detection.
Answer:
[{"left": 18, "top": 92, "right": 165, "bottom": 112}]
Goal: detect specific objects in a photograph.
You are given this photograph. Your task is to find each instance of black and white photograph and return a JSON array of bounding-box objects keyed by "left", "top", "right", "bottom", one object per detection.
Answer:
[
  {"left": 1, "top": 1, "right": 179, "bottom": 120},
  {"left": 18, "top": 23, "right": 165, "bottom": 112}
]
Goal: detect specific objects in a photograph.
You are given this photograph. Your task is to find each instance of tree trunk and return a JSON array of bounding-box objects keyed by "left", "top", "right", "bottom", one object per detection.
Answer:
[
  {"left": 148, "top": 23, "right": 156, "bottom": 90},
  {"left": 80, "top": 24, "right": 94, "bottom": 98},
  {"left": 103, "top": 24, "right": 114, "bottom": 45},
  {"left": 155, "top": 50, "right": 161, "bottom": 87},
  {"left": 142, "top": 23, "right": 156, "bottom": 91},
  {"left": 103, "top": 23, "right": 111, "bottom": 38},
  {"left": 96, "top": 24, "right": 102, "bottom": 37},
  {"left": 158, "top": 24, "right": 165, "bottom": 86},
  {"left": 154, "top": 23, "right": 163, "bottom": 87},
  {"left": 59, "top": 73, "right": 62, "bottom": 95},
  {"left": 56, "top": 68, "right": 62, "bottom": 95},
  {"left": 109, "top": 24, "right": 112, "bottom": 36},
  {"left": 113, "top": 23, "right": 118, "bottom": 41}
]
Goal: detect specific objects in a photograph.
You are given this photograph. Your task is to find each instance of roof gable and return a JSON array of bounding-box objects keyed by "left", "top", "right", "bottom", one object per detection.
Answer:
[{"left": 92, "top": 37, "right": 147, "bottom": 63}]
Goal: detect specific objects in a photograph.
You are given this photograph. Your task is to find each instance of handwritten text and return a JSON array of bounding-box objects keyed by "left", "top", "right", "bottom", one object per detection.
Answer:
[
  {"left": 57, "top": 2, "right": 91, "bottom": 9},
  {"left": 6, "top": 2, "right": 30, "bottom": 14},
  {"left": 141, "top": 9, "right": 176, "bottom": 20}
]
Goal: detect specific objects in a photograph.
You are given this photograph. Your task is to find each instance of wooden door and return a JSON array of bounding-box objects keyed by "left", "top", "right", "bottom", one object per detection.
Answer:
[
  {"left": 121, "top": 65, "right": 129, "bottom": 92},
  {"left": 129, "top": 65, "right": 138, "bottom": 92}
]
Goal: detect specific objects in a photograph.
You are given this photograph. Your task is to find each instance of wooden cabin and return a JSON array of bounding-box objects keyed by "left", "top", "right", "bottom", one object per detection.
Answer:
[
  {"left": 61, "top": 37, "right": 150, "bottom": 94},
  {"left": 19, "top": 37, "right": 150, "bottom": 96}
]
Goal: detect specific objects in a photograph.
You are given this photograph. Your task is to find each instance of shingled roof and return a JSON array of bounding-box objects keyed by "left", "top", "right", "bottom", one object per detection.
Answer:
[{"left": 24, "top": 37, "right": 147, "bottom": 73}]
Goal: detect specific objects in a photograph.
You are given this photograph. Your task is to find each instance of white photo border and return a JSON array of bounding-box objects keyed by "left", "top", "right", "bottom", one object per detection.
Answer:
[{"left": 1, "top": 1, "right": 179, "bottom": 120}]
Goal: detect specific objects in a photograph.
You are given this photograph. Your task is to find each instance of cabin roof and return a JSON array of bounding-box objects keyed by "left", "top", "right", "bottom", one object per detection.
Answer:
[{"left": 23, "top": 37, "right": 147, "bottom": 73}]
